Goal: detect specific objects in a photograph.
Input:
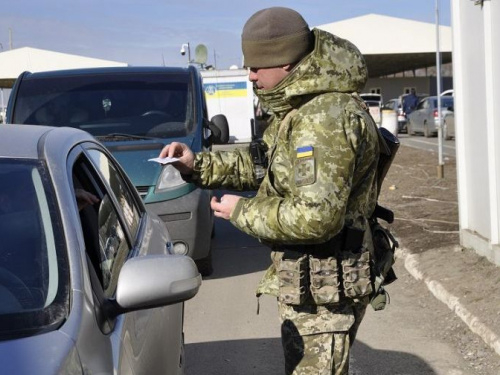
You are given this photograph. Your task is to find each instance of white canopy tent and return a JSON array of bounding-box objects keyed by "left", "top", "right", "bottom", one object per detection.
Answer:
[
  {"left": 0, "top": 47, "right": 127, "bottom": 88},
  {"left": 317, "top": 14, "right": 452, "bottom": 78}
]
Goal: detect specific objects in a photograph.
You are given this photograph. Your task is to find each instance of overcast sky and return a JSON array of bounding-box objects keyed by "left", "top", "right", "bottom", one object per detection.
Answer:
[{"left": 0, "top": 0, "right": 451, "bottom": 69}]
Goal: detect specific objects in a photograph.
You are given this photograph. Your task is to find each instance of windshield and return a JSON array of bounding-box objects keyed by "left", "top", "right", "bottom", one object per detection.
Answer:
[
  {"left": 13, "top": 71, "right": 195, "bottom": 139},
  {"left": 360, "top": 94, "right": 382, "bottom": 102},
  {"left": 0, "top": 159, "right": 69, "bottom": 340}
]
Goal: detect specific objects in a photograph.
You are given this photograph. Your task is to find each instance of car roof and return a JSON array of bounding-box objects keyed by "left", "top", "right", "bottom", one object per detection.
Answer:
[
  {"left": 0, "top": 124, "right": 94, "bottom": 159},
  {"left": 20, "top": 65, "right": 196, "bottom": 80}
]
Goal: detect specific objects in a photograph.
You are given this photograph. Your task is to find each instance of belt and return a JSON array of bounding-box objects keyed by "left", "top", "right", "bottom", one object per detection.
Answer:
[{"left": 276, "top": 227, "right": 363, "bottom": 259}]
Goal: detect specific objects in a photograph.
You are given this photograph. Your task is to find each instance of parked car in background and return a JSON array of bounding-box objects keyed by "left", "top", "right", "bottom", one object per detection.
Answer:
[
  {"left": 443, "top": 106, "right": 455, "bottom": 140},
  {"left": 0, "top": 125, "right": 201, "bottom": 374},
  {"left": 6, "top": 66, "right": 230, "bottom": 276},
  {"left": 360, "top": 93, "right": 383, "bottom": 126},
  {"left": 441, "top": 89, "right": 454, "bottom": 97},
  {"left": 407, "top": 96, "right": 454, "bottom": 137},
  {"left": 383, "top": 98, "right": 407, "bottom": 133}
]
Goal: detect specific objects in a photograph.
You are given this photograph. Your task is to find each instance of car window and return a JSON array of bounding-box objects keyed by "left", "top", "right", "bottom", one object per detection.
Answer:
[
  {"left": 87, "top": 149, "right": 140, "bottom": 239},
  {"left": 12, "top": 72, "right": 194, "bottom": 139},
  {"left": 75, "top": 149, "right": 142, "bottom": 297},
  {"left": 441, "top": 97, "right": 454, "bottom": 108},
  {"left": 384, "top": 101, "right": 395, "bottom": 110},
  {"left": 360, "top": 94, "right": 382, "bottom": 102},
  {"left": 0, "top": 159, "right": 69, "bottom": 339}
]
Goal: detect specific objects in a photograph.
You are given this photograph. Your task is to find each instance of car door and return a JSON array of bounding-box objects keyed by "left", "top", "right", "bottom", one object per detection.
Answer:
[
  {"left": 73, "top": 143, "right": 183, "bottom": 375},
  {"left": 412, "top": 99, "right": 427, "bottom": 132}
]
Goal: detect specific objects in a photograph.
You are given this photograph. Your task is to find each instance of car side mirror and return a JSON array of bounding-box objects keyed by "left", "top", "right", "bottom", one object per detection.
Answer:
[
  {"left": 111, "top": 255, "right": 201, "bottom": 317},
  {"left": 208, "top": 114, "right": 230, "bottom": 144}
]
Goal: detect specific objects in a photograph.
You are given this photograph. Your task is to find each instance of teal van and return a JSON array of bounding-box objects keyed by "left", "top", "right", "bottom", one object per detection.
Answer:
[{"left": 7, "top": 66, "right": 229, "bottom": 275}]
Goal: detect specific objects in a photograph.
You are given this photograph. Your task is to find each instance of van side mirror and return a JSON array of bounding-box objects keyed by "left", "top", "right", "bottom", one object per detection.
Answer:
[{"left": 208, "top": 114, "right": 230, "bottom": 144}]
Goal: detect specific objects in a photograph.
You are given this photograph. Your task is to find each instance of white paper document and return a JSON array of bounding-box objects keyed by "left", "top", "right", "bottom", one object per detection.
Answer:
[{"left": 148, "top": 157, "right": 180, "bottom": 165}]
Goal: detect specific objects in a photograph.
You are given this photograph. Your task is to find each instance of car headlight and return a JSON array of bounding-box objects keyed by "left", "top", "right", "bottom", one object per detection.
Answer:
[{"left": 156, "top": 164, "right": 186, "bottom": 192}]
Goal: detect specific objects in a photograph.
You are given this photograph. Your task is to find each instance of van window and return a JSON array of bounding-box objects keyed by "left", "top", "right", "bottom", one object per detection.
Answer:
[{"left": 13, "top": 72, "right": 195, "bottom": 139}]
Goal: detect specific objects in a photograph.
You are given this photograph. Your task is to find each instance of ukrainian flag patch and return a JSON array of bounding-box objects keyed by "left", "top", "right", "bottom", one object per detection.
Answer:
[{"left": 296, "top": 146, "right": 314, "bottom": 158}]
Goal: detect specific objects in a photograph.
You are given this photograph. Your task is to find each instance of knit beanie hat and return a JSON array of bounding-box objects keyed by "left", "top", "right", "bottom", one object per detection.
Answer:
[{"left": 242, "top": 7, "right": 313, "bottom": 68}]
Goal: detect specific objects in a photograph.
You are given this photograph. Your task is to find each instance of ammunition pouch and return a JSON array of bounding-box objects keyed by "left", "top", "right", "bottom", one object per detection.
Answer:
[
  {"left": 272, "top": 251, "right": 309, "bottom": 305},
  {"left": 342, "top": 250, "right": 373, "bottom": 298},
  {"left": 273, "top": 226, "right": 373, "bottom": 306},
  {"left": 309, "top": 257, "right": 340, "bottom": 304}
]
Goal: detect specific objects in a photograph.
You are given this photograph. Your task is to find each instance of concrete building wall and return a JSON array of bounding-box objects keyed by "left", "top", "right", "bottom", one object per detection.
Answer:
[{"left": 453, "top": 0, "right": 500, "bottom": 265}]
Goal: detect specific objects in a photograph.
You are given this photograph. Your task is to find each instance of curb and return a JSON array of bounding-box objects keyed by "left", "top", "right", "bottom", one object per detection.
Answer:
[{"left": 396, "top": 247, "right": 500, "bottom": 357}]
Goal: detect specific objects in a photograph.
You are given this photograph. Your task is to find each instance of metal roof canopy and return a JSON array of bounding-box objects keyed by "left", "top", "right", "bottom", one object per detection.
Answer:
[
  {"left": 317, "top": 14, "right": 452, "bottom": 78},
  {"left": 0, "top": 47, "right": 127, "bottom": 88}
]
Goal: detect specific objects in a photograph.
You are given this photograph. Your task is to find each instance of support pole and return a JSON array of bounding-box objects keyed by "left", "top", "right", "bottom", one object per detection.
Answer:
[{"left": 436, "top": 0, "right": 444, "bottom": 178}]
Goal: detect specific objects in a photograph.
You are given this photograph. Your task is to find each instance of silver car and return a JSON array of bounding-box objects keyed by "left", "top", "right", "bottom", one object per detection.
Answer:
[
  {"left": 443, "top": 106, "right": 455, "bottom": 140},
  {"left": 383, "top": 98, "right": 407, "bottom": 133},
  {"left": 0, "top": 125, "right": 201, "bottom": 374},
  {"left": 407, "top": 96, "right": 454, "bottom": 137}
]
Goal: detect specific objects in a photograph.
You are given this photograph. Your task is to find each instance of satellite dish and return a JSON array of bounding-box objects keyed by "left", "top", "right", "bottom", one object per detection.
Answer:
[{"left": 194, "top": 44, "right": 208, "bottom": 65}]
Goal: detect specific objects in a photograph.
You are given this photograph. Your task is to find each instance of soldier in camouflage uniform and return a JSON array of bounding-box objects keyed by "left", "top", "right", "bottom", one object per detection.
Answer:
[{"left": 160, "top": 7, "right": 380, "bottom": 375}]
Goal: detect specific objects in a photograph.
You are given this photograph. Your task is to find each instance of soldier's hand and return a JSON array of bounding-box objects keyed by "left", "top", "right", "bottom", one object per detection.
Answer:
[
  {"left": 159, "top": 142, "right": 194, "bottom": 175},
  {"left": 211, "top": 195, "right": 241, "bottom": 220}
]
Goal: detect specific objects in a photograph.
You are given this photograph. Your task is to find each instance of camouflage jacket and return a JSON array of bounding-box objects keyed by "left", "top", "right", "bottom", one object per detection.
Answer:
[{"left": 190, "top": 29, "right": 380, "bottom": 297}]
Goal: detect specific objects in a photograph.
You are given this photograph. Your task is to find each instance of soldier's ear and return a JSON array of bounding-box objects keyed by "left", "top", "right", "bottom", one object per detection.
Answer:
[{"left": 283, "top": 64, "right": 296, "bottom": 72}]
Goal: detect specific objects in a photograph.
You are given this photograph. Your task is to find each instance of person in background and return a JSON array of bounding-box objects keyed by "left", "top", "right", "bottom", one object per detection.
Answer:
[
  {"left": 403, "top": 88, "right": 419, "bottom": 116},
  {"left": 159, "top": 7, "right": 380, "bottom": 374}
]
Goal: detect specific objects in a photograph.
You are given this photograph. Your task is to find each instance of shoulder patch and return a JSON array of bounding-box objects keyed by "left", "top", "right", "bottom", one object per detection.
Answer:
[
  {"left": 296, "top": 145, "right": 314, "bottom": 158},
  {"left": 295, "top": 156, "right": 316, "bottom": 187}
]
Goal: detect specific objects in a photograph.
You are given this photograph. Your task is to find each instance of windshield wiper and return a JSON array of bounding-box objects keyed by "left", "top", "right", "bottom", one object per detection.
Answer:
[{"left": 96, "top": 133, "right": 159, "bottom": 141}]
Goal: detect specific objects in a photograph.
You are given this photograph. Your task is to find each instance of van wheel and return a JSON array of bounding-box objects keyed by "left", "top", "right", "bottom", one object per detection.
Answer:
[{"left": 196, "top": 249, "right": 213, "bottom": 277}]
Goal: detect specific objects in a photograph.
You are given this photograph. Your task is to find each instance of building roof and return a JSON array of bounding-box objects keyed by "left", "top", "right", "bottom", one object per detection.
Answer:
[
  {"left": 0, "top": 47, "right": 127, "bottom": 88},
  {"left": 316, "top": 14, "right": 452, "bottom": 78}
]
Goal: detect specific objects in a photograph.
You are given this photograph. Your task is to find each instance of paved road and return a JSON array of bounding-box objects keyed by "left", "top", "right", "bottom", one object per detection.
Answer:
[
  {"left": 398, "top": 133, "right": 456, "bottom": 158},
  {"left": 184, "top": 198, "right": 478, "bottom": 374}
]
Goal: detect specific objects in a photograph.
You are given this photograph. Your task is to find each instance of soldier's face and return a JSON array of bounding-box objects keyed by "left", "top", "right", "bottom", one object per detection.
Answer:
[{"left": 248, "top": 65, "right": 291, "bottom": 91}]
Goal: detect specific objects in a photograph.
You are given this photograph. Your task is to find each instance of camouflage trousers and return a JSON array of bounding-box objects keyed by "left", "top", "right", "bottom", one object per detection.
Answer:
[{"left": 278, "top": 297, "right": 368, "bottom": 375}]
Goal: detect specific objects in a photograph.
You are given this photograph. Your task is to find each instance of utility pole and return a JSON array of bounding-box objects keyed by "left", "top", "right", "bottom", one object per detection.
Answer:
[
  {"left": 435, "top": 0, "right": 444, "bottom": 178},
  {"left": 0, "top": 42, "right": 3, "bottom": 123},
  {"left": 9, "top": 28, "right": 13, "bottom": 50}
]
